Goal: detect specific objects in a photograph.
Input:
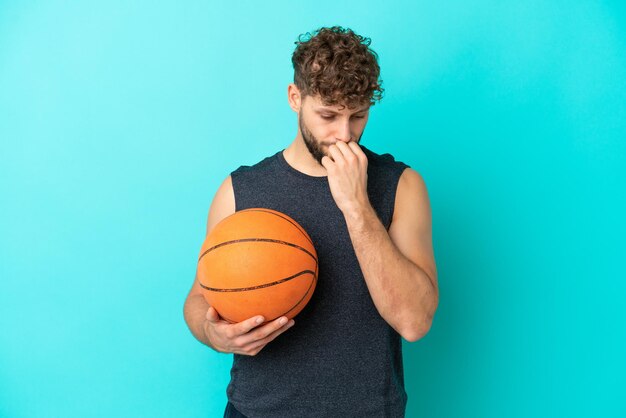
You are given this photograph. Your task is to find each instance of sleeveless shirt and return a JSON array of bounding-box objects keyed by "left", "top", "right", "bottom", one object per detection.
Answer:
[{"left": 226, "top": 144, "right": 410, "bottom": 417}]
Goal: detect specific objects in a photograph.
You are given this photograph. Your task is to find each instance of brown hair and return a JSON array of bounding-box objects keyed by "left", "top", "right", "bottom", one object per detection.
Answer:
[{"left": 291, "top": 26, "right": 384, "bottom": 109}]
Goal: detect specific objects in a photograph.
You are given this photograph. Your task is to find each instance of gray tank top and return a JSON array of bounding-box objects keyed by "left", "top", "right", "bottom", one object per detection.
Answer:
[{"left": 227, "top": 144, "right": 410, "bottom": 417}]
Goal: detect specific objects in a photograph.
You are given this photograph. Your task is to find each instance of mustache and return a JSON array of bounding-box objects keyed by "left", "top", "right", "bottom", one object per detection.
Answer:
[{"left": 321, "top": 139, "right": 360, "bottom": 146}]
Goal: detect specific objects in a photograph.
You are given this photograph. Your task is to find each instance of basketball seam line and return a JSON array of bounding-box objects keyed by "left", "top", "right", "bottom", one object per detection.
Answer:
[
  {"left": 208, "top": 271, "right": 317, "bottom": 323},
  {"left": 199, "top": 269, "right": 316, "bottom": 292},
  {"left": 280, "top": 270, "right": 317, "bottom": 318},
  {"left": 198, "top": 238, "right": 318, "bottom": 263},
  {"left": 240, "top": 208, "right": 315, "bottom": 247}
]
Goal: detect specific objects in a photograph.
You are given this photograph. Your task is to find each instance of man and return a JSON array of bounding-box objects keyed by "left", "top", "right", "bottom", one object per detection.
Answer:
[{"left": 183, "top": 26, "right": 438, "bottom": 417}]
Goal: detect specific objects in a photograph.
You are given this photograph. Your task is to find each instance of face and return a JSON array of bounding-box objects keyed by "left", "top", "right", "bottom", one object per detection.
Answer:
[{"left": 297, "top": 94, "right": 370, "bottom": 165}]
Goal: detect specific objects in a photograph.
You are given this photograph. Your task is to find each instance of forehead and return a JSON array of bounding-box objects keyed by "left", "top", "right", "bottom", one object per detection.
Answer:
[{"left": 305, "top": 94, "right": 370, "bottom": 113}]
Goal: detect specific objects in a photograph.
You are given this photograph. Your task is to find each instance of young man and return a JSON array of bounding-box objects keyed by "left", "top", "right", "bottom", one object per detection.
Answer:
[{"left": 183, "top": 26, "right": 439, "bottom": 417}]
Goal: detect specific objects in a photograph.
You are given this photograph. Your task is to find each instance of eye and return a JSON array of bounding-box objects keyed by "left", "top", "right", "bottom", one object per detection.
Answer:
[{"left": 320, "top": 114, "right": 366, "bottom": 120}]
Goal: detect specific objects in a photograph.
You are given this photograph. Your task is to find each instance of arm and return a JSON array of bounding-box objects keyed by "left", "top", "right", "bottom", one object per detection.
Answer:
[
  {"left": 344, "top": 168, "right": 438, "bottom": 342},
  {"left": 323, "top": 142, "right": 439, "bottom": 342},
  {"left": 183, "top": 175, "right": 236, "bottom": 349},
  {"left": 183, "top": 175, "right": 295, "bottom": 354}
]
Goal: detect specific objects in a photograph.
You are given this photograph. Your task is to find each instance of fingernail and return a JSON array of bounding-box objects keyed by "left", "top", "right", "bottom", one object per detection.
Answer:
[
  {"left": 279, "top": 317, "right": 288, "bottom": 326},
  {"left": 289, "top": 320, "right": 295, "bottom": 327},
  {"left": 256, "top": 317, "right": 264, "bottom": 324}
]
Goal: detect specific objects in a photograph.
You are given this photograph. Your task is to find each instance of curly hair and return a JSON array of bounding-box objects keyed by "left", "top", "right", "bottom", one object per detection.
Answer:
[{"left": 291, "top": 26, "right": 384, "bottom": 110}]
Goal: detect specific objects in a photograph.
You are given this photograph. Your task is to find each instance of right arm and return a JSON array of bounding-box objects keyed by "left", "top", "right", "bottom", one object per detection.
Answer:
[{"left": 182, "top": 175, "right": 295, "bottom": 355}]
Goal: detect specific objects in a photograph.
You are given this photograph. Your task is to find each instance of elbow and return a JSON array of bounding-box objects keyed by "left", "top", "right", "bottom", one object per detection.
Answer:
[
  {"left": 400, "top": 288, "right": 439, "bottom": 342},
  {"left": 401, "top": 319, "right": 433, "bottom": 342},
  {"left": 401, "top": 307, "right": 437, "bottom": 342}
]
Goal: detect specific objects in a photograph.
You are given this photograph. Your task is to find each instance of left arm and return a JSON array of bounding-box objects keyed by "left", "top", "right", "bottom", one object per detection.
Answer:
[{"left": 323, "top": 142, "right": 439, "bottom": 342}]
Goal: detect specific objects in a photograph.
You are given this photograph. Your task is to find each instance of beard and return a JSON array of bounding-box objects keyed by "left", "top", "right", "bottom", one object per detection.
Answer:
[
  {"left": 299, "top": 111, "right": 363, "bottom": 166},
  {"left": 299, "top": 112, "right": 326, "bottom": 165}
]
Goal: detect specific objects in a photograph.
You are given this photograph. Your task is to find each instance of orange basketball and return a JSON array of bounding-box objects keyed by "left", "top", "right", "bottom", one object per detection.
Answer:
[{"left": 197, "top": 208, "right": 318, "bottom": 324}]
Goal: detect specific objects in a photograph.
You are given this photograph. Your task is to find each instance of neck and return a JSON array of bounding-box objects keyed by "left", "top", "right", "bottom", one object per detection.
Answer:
[{"left": 283, "top": 136, "right": 328, "bottom": 177}]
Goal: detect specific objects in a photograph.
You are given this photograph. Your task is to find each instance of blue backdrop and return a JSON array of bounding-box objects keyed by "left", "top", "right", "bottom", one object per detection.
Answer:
[{"left": 1, "top": 1, "right": 625, "bottom": 417}]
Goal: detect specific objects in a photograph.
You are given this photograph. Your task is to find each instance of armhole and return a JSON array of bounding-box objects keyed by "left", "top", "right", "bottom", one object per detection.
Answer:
[
  {"left": 230, "top": 169, "right": 240, "bottom": 212},
  {"left": 386, "top": 164, "right": 410, "bottom": 231}
]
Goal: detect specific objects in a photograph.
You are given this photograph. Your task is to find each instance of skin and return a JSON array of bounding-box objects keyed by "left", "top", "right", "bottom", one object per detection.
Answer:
[{"left": 182, "top": 83, "right": 439, "bottom": 355}]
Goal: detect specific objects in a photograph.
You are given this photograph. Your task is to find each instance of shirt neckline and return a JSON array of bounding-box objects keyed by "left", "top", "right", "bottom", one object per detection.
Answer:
[{"left": 275, "top": 149, "right": 329, "bottom": 182}]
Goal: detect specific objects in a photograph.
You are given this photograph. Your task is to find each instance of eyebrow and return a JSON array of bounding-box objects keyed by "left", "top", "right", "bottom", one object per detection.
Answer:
[{"left": 315, "top": 106, "right": 370, "bottom": 115}]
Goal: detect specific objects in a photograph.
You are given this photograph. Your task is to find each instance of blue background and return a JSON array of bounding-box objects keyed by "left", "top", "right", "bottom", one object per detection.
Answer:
[{"left": 1, "top": 1, "right": 625, "bottom": 417}]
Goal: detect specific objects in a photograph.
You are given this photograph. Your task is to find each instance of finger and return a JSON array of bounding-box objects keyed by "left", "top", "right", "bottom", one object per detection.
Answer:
[
  {"left": 334, "top": 141, "right": 357, "bottom": 161},
  {"left": 321, "top": 155, "right": 334, "bottom": 170},
  {"left": 245, "top": 319, "right": 295, "bottom": 352},
  {"left": 237, "top": 316, "right": 292, "bottom": 346},
  {"left": 232, "top": 314, "right": 266, "bottom": 337},
  {"left": 327, "top": 144, "right": 345, "bottom": 164},
  {"left": 206, "top": 306, "right": 221, "bottom": 323},
  {"left": 347, "top": 141, "right": 364, "bottom": 157},
  {"left": 347, "top": 141, "right": 368, "bottom": 166}
]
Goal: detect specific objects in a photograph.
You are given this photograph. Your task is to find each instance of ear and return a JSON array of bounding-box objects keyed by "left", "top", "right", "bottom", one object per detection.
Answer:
[{"left": 287, "top": 83, "right": 302, "bottom": 113}]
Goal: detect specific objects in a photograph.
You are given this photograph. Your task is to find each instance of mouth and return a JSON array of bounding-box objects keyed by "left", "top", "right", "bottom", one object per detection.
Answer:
[{"left": 322, "top": 141, "right": 357, "bottom": 146}]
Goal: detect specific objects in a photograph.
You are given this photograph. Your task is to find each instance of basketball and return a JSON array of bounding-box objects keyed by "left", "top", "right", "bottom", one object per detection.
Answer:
[{"left": 197, "top": 208, "right": 318, "bottom": 324}]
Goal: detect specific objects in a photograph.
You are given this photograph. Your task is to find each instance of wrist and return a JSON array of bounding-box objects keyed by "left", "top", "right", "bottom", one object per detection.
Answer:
[
  {"left": 202, "top": 319, "right": 223, "bottom": 352},
  {"left": 343, "top": 201, "right": 376, "bottom": 228}
]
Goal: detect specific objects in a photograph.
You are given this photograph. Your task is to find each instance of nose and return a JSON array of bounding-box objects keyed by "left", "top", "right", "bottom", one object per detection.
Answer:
[{"left": 335, "top": 121, "right": 353, "bottom": 143}]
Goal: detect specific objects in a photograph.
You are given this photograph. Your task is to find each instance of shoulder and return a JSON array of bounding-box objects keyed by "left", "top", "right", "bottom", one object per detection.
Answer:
[
  {"left": 361, "top": 144, "right": 408, "bottom": 169},
  {"left": 206, "top": 175, "right": 235, "bottom": 235},
  {"left": 397, "top": 167, "right": 427, "bottom": 194},
  {"left": 205, "top": 150, "right": 278, "bottom": 235},
  {"left": 232, "top": 151, "right": 280, "bottom": 176},
  {"left": 360, "top": 145, "right": 410, "bottom": 194},
  {"left": 393, "top": 167, "right": 431, "bottom": 225},
  {"left": 361, "top": 144, "right": 411, "bottom": 193}
]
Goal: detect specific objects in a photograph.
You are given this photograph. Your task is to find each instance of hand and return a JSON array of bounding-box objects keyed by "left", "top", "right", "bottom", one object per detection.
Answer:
[
  {"left": 321, "top": 141, "right": 370, "bottom": 215},
  {"left": 203, "top": 306, "right": 295, "bottom": 356}
]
